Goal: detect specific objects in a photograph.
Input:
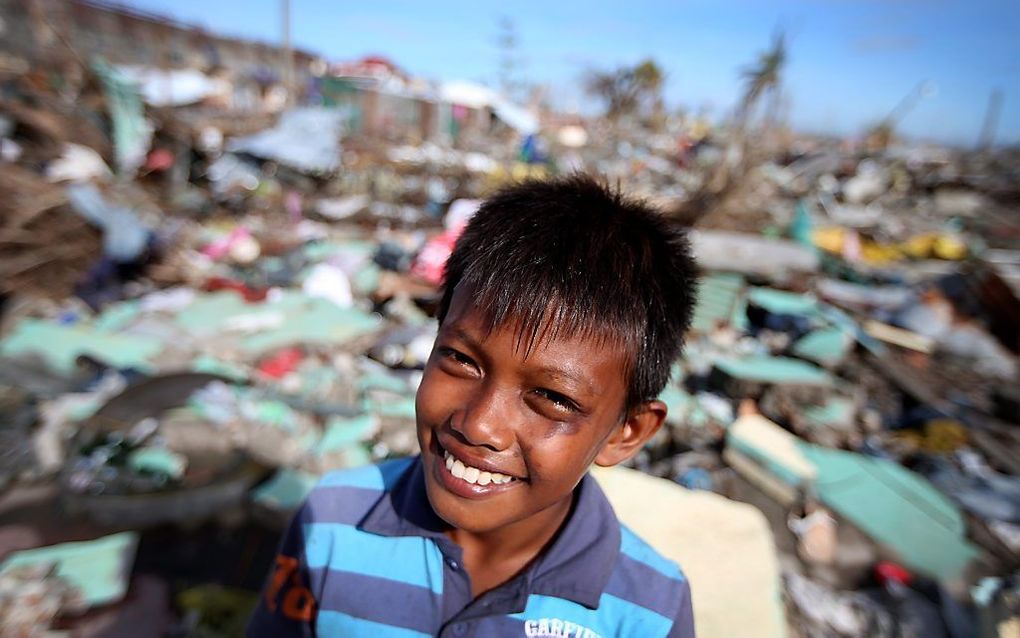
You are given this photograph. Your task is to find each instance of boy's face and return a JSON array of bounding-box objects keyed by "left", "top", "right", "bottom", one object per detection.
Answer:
[{"left": 416, "top": 285, "right": 662, "bottom": 537}]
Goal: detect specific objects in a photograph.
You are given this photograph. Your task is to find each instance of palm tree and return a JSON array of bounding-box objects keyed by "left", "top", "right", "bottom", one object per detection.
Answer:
[
  {"left": 634, "top": 59, "right": 665, "bottom": 129},
  {"left": 634, "top": 59, "right": 664, "bottom": 104},
  {"left": 735, "top": 31, "right": 787, "bottom": 129},
  {"left": 671, "top": 31, "right": 788, "bottom": 223}
]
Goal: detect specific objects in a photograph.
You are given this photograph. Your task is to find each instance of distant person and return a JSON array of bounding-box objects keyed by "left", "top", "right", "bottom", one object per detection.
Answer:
[{"left": 248, "top": 175, "right": 699, "bottom": 637}]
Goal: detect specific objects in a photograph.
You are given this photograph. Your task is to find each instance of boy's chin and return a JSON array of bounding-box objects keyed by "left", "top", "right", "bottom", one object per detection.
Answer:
[
  {"left": 423, "top": 478, "right": 504, "bottom": 534},
  {"left": 421, "top": 456, "right": 529, "bottom": 533}
]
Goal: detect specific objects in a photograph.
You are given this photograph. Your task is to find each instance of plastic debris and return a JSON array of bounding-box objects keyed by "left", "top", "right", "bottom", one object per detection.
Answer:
[{"left": 66, "top": 183, "right": 152, "bottom": 262}]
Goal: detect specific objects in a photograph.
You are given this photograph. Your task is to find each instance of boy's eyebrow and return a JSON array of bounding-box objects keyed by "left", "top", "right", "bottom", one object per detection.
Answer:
[
  {"left": 444, "top": 325, "right": 596, "bottom": 395},
  {"left": 531, "top": 365, "right": 596, "bottom": 396},
  {"left": 445, "top": 326, "right": 483, "bottom": 351}
]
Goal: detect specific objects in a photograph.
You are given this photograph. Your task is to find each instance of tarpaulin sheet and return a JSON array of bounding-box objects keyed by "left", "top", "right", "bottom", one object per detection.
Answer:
[{"left": 227, "top": 108, "right": 344, "bottom": 174}]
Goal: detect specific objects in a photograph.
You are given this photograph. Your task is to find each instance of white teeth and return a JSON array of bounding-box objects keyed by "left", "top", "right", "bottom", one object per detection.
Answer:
[{"left": 442, "top": 450, "right": 514, "bottom": 486}]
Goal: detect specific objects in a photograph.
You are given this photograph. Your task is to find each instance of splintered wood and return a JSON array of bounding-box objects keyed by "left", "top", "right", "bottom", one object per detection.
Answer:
[{"left": 0, "top": 165, "right": 102, "bottom": 298}]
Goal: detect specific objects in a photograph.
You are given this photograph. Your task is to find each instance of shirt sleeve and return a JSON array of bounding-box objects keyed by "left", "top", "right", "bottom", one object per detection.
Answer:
[
  {"left": 667, "top": 579, "right": 696, "bottom": 638},
  {"left": 246, "top": 503, "right": 318, "bottom": 638}
]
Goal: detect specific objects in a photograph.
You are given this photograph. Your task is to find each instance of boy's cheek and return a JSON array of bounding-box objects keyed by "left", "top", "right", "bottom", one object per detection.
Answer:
[
  {"left": 415, "top": 365, "right": 437, "bottom": 404},
  {"left": 414, "top": 372, "right": 448, "bottom": 437},
  {"left": 416, "top": 366, "right": 457, "bottom": 412}
]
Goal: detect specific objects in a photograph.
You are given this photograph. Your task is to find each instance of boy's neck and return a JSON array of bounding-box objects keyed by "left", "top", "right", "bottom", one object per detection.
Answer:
[{"left": 444, "top": 490, "right": 576, "bottom": 598}]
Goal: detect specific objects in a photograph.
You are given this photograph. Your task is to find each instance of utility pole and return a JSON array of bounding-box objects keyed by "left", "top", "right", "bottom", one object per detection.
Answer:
[
  {"left": 496, "top": 16, "right": 518, "bottom": 100},
  {"left": 281, "top": 0, "right": 293, "bottom": 105},
  {"left": 977, "top": 88, "right": 1003, "bottom": 151}
]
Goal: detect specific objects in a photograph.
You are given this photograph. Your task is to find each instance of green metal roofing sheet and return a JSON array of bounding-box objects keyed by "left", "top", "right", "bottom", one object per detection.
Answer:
[
  {"left": 0, "top": 532, "right": 138, "bottom": 608},
  {"left": 0, "top": 319, "right": 163, "bottom": 375},
  {"left": 714, "top": 356, "right": 832, "bottom": 386},
  {"left": 792, "top": 327, "right": 854, "bottom": 367},
  {"left": 690, "top": 273, "right": 747, "bottom": 333},
  {"left": 174, "top": 290, "right": 382, "bottom": 353},
  {"left": 798, "top": 444, "right": 979, "bottom": 580},
  {"left": 727, "top": 415, "right": 817, "bottom": 488},
  {"left": 316, "top": 414, "right": 378, "bottom": 456},
  {"left": 658, "top": 383, "right": 694, "bottom": 425},
  {"left": 728, "top": 414, "right": 978, "bottom": 580},
  {"left": 366, "top": 394, "right": 417, "bottom": 420},
  {"left": 251, "top": 469, "right": 319, "bottom": 511},
  {"left": 801, "top": 395, "right": 856, "bottom": 430},
  {"left": 747, "top": 287, "right": 819, "bottom": 317},
  {"left": 127, "top": 447, "right": 188, "bottom": 480}
]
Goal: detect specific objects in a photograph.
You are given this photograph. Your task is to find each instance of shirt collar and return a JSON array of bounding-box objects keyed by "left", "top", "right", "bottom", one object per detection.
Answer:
[
  {"left": 359, "top": 455, "right": 449, "bottom": 539},
  {"left": 358, "top": 455, "right": 620, "bottom": 610}
]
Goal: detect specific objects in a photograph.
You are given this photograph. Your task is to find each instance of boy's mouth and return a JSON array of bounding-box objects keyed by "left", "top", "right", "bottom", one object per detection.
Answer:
[
  {"left": 430, "top": 439, "right": 525, "bottom": 498},
  {"left": 443, "top": 450, "right": 516, "bottom": 487}
]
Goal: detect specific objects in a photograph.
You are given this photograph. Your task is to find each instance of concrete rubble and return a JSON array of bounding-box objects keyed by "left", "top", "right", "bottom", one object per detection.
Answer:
[{"left": 1, "top": 4, "right": 1019, "bottom": 637}]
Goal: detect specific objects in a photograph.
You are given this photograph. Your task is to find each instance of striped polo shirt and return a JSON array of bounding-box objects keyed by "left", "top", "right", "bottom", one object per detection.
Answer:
[{"left": 248, "top": 456, "right": 695, "bottom": 637}]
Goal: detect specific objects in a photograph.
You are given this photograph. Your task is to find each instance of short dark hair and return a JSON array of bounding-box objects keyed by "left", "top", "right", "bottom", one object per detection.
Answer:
[{"left": 438, "top": 174, "right": 698, "bottom": 411}]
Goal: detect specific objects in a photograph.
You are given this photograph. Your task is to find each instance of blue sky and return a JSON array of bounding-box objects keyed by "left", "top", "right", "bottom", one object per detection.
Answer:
[{"left": 124, "top": 0, "right": 1020, "bottom": 146}]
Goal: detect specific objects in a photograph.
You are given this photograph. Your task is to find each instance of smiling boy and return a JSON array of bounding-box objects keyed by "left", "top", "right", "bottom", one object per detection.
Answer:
[{"left": 248, "top": 175, "right": 698, "bottom": 637}]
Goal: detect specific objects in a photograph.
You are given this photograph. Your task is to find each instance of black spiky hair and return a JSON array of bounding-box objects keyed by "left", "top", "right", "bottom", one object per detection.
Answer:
[{"left": 438, "top": 174, "right": 698, "bottom": 411}]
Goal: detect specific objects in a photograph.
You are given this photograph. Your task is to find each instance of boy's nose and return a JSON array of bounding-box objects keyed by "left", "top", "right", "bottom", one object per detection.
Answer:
[{"left": 451, "top": 385, "right": 514, "bottom": 452}]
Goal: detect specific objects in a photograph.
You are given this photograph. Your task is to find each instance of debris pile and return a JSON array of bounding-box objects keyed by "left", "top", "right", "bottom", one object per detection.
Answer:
[{"left": 1, "top": 16, "right": 1019, "bottom": 638}]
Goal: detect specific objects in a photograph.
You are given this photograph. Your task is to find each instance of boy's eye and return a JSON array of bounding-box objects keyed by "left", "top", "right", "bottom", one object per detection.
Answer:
[
  {"left": 532, "top": 388, "right": 581, "bottom": 415},
  {"left": 436, "top": 347, "right": 477, "bottom": 371}
]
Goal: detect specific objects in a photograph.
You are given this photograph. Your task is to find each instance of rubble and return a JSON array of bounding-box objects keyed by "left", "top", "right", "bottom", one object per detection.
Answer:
[
  {"left": 690, "top": 229, "right": 820, "bottom": 276},
  {"left": 0, "top": 6, "right": 1018, "bottom": 637}
]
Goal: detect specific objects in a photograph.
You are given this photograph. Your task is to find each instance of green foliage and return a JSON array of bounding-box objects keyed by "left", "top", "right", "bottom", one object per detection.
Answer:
[
  {"left": 736, "top": 31, "right": 787, "bottom": 126},
  {"left": 585, "top": 58, "right": 665, "bottom": 121}
]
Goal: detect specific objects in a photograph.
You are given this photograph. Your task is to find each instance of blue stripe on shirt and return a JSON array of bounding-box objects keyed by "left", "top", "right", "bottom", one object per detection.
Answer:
[
  {"left": 619, "top": 525, "right": 685, "bottom": 582},
  {"left": 318, "top": 457, "right": 413, "bottom": 491},
  {"left": 596, "top": 592, "right": 675, "bottom": 637},
  {"left": 302, "top": 522, "right": 445, "bottom": 594}
]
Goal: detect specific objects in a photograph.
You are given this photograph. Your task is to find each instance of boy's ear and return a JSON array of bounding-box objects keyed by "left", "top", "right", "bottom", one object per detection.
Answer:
[{"left": 594, "top": 400, "right": 667, "bottom": 467}]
